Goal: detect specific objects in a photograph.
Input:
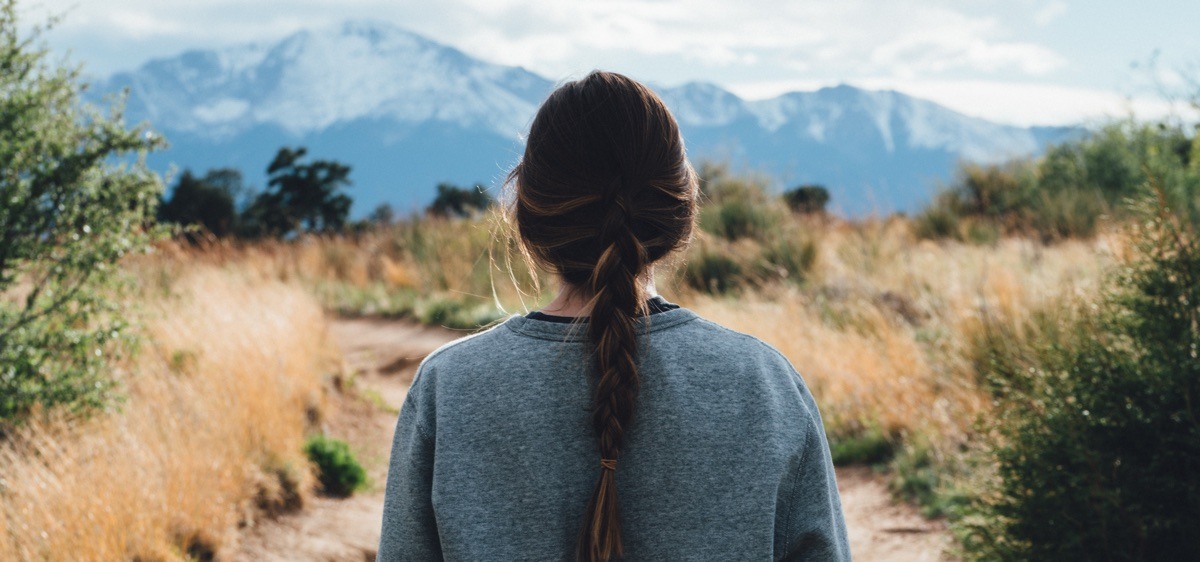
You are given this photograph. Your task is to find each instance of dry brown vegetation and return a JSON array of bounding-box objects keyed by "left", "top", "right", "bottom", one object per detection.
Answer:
[
  {"left": 0, "top": 207, "right": 1121, "bottom": 559},
  {"left": 688, "top": 219, "right": 1114, "bottom": 452},
  {"left": 185, "top": 211, "right": 1116, "bottom": 462},
  {"left": 0, "top": 253, "right": 336, "bottom": 561}
]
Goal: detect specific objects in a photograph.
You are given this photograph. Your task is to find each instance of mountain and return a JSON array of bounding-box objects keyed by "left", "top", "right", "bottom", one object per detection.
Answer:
[
  {"left": 656, "top": 82, "right": 1075, "bottom": 213},
  {"left": 96, "top": 20, "right": 1077, "bottom": 216}
]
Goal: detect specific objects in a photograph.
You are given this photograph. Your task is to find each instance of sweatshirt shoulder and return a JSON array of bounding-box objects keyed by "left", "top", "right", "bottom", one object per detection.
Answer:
[
  {"left": 410, "top": 319, "right": 516, "bottom": 386},
  {"left": 687, "top": 317, "right": 799, "bottom": 371}
]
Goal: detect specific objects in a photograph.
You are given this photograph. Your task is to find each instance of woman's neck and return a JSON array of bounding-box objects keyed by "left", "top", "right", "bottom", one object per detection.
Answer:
[{"left": 539, "top": 271, "right": 659, "bottom": 317}]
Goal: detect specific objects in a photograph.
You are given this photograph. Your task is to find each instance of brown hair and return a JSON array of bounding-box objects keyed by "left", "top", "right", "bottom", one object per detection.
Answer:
[{"left": 507, "top": 71, "right": 698, "bottom": 561}]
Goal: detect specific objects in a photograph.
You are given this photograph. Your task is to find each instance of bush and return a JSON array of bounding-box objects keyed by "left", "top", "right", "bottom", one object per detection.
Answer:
[
  {"left": 1025, "top": 188, "right": 1107, "bottom": 241},
  {"left": 0, "top": 3, "right": 163, "bottom": 427},
  {"left": 697, "top": 162, "right": 782, "bottom": 241},
  {"left": 757, "top": 234, "right": 817, "bottom": 284},
  {"left": 683, "top": 244, "right": 745, "bottom": 294},
  {"left": 912, "top": 205, "right": 961, "bottom": 240},
  {"left": 956, "top": 162, "right": 1038, "bottom": 218},
  {"left": 829, "top": 427, "right": 893, "bottom": 466},
  {"left": 782, "top": 184, "right": 830, "bottom": 214},
  {"left": 699, "top": 198, "right": 780, "bottom": 241},
  {"left": 958, "top": 187, "right": 1200, "bottom": 560},
  {"left": 888, "top": 438, "right": 971, "bottom": 518},
  {"left": 916, "top": 121, "right": 1199, "bottom": 241},
  {"left": 303, "top": 434, "right": 367, "bottom": 498}
]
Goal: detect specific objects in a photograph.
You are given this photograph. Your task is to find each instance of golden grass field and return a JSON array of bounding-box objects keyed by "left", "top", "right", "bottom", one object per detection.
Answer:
[
  {"left": 0, "top": 257, "right": 335, "bottom": 561},
  {"left": 699, "top": 220, "right": 1112, "bottom": 434},
  {"left": 0, "top": 211, "right": 1121, "bottom": 560},
  {"left": 233, "top": 212, "right": 1116, "bottom": 445}
]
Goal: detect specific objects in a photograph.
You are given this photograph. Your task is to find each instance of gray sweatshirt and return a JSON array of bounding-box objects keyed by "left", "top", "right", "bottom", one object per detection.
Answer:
[{"left": 377, "top": 307, "right": 851, "bottom": 561}]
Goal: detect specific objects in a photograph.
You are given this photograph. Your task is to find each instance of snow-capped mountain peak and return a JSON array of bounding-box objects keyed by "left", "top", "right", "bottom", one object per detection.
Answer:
[
  {"left": 106, "top": 20, "right": 551, "bottom": 138},
  {"left": 99, "top": 21, "right": 1076, "bottom": 215}
]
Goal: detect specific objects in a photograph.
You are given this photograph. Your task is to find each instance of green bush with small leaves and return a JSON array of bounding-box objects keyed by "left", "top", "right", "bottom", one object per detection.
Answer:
[
  {"left": 0, "top": 3, "right": 163, "bottom": 428},
  {"left": 696, "top": 163, "right": 782, "bottom": 242},
  {"left": 957, "top": 187, "right": 1200, "bottom": 560},
  {"left": 912, "top": 204, "right": 962, "bottom": 241},
  {"left": 683, "top": 244, "right": 746, "bottom": 294},
  {"left": 758, "top": 234, "right": 817, "bottom": 284},
  {"left": 782, "top": 184, "right": 830, "bottom": 214},
  {"left": 303, "top": 434, "right": 368, "bottom": 498},
  {"left": 919, "top": 121, "right": 1200, "bottom": 241}
]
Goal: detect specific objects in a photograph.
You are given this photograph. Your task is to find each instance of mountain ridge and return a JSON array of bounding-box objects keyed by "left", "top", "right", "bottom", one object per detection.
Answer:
[{"left": 96, "top": 19, "right": 1079, "bottom": 216}]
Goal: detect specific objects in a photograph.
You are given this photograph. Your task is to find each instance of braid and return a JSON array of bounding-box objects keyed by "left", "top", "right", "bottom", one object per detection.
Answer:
[{"left": 577, "top": 197, "right": 648, "bottom": 562}]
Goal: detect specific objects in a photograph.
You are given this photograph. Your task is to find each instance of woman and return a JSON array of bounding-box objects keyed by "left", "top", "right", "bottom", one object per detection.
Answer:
[{"left": 378, "top": 71, "right": 850, "bottom": 561}]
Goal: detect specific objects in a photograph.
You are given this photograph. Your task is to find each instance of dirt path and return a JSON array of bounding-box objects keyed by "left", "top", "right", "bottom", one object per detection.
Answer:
[{"left": 233, "top": 318, "right": 952, "bottom": 561}]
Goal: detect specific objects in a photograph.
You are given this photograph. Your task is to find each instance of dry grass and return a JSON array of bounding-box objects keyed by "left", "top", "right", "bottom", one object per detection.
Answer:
[
  {"left": 167, "top": 212, "right": 553, "bottom": 327},
  {"left": 188, "top": 211, "right": 1116, "bottom": 452},
  {"left": 0, "top": 258, "right": 335, "bottom": 561},
  {"left": 684, "top": 218, "right": 1115, "bottom": 448}
]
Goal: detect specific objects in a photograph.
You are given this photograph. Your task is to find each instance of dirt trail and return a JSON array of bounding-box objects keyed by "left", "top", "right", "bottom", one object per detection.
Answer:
[{"left": 233, "top": 318, "right": 952, "bottom": 561}]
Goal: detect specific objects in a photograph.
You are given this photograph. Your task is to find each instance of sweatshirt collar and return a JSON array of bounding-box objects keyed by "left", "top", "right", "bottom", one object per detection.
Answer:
[{"left": 503, "top": 307, "right": 699, "bottom": 342}]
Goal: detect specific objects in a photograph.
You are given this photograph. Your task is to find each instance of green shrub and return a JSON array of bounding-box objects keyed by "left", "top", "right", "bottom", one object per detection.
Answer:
[
  {"left": 699, "top": 198, "right": 780, "bottom": 241},
  {"left": 0, "top": 3, "right": 164, "bottom": 428},
  {"left": 683, "top": 244, "right": 745, "bottom": 294},
  {"left": 956, "top": 162, "right": 1038, "bottom": 218},
  {"left": 758, "top": 234, "right": 817, "bottom": 284},
  {"left": 418, "top": 296, "right": 470, "bottom": 326},
  {"left": 963, "top": 219, "right": 1001, "bottom": 246},
  {"left": 416, "top": 295, "right": 505, "bottom": 330},
  {"left": 957, "top": 188, "right": 1200, "bottom": 560},
  {"left": 303, "top": 435, "right": 367, "bottom": 498},
  {"left": 782, "top": 184, "right": 830, "bottom": 214},
  {"left": 912, "top": 205, "right": 961, "bottom": 240},
  {"left": 916, "top": 120, "right": 1199, "bottom": 241},
  {"left": 696, "top": 163, "right": 782, "bottom": 242},
  {"left": 888, "top": 438, "right": 971, "bottom": 518},
  {"left": 829, "top": 427, "right": 893, "bottom": 466},
  {"left": 1025, "top": 188, "right": 1107, "bottom": 241}
]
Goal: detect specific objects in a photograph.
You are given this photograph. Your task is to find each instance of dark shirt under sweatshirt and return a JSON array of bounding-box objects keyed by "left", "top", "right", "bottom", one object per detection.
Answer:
[{"left": 524, "top": 295, "right": 681, "bottom": 323}]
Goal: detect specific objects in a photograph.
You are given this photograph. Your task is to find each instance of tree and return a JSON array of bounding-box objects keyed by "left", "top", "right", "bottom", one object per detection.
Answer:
[
  {"left": 783, "top": 184, "right": 831, "bottom": 214},
  {"left": 158, "top": 168, "right": 243, "bottom": 238},
  {"left": 367, "top": 203, "right": 395, "bottom": 226},
  {"left": 241, "top": 147, "right": 352, "bottom": 237},
  {"left": 0, "top": 1, "right": 163, "bottom": 426},
  {"left": 427, "top": 182, "right": 493, "bottom": 217}
]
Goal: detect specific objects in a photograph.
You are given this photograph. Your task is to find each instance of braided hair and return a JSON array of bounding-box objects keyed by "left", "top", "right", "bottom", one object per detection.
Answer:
[{"left": 508, "top": 71, "right": 698, "bottom": 561}]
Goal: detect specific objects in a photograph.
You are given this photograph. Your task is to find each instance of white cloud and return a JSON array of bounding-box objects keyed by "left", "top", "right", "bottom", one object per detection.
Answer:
[
  {"left": 26, "top": 0, "right": 1131, "bottom": 126},
  {"left": 1033, "top": 1, "right": 1068, "bottom": 26},
  {"left": 107, "top": 10, "right": 184, "bottom": 39},
  {"left": 868, "top": 10, "right": 1067, "bottom": 77},
  {"left": 29, "top": 0, "right": 1067, "bottom": 78}
]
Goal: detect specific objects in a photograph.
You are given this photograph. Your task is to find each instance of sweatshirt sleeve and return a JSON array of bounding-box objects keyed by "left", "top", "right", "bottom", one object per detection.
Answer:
[
  {"left": 377, "top": 389, "right": 442, "bottom": 561},
  {"left": 778, "top": 375, "right": 852, "bottom": 561}
]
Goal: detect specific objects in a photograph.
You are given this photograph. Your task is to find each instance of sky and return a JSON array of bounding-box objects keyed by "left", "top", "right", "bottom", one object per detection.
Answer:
[{"left": 20, "top": 0, "right": 1200, "bottom": 127}]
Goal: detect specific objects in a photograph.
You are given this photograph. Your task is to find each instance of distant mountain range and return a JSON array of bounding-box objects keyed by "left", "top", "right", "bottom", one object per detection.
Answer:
[{"left": 96, "top": 20, "right": 1079, "bottom": 216}]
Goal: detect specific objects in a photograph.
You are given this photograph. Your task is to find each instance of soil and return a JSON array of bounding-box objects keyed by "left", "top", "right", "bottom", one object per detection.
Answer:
[{"left": 231, "top": 318, "right": 954, "bottom": 561}]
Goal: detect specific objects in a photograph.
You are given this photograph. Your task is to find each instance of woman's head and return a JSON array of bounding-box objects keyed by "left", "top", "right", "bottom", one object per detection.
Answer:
[
  {"left": 510, "top": 70, "right": 697, "bottom": 294},
  {"left": 507, "top": 71, "right": 697, "bottom": 561}
]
